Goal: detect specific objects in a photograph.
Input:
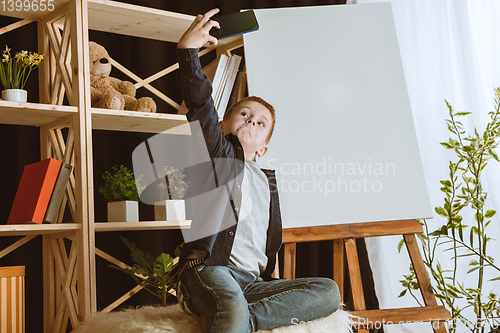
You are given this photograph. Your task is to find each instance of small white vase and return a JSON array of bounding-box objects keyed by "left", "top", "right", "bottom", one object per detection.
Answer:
[
  {"left": 107, "top": 201, "right": 139, "bottom": 222},
  {"left": 154, "top": 200, "right": 185, "bottom": 221},
  {"left": 2, "top": 89, "right": 27, "bottom": 102}
]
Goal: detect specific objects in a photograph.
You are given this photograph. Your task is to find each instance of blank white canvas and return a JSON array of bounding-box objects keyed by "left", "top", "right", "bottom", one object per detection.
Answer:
[{"left": 243, "top": 3, "right": 433, "bottom": 229}]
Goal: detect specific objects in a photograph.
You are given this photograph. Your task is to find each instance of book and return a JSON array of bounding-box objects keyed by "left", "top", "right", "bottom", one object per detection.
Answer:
[
  {"left": 227, "top": 71, "right": 248, "bottom": 110},
  {"left": 217, "top": 54, "right": 242, "bottom": 118},
  {"left": 43, "top": 162, "right": 73, "bottom": 223},
  {"left": 214, "top": 57, "right": 233, "bottom": 111},
  {"left": 212, "top": 54, "right": 230, "bottom": 109},
  {"left": 202, "top": 55, "right": 221, "bottom": 82},
  {"left": 7, "top": 158, "right": 62, "bottom": 225},
  {"left": 236, "top": 71, "right": 248, "bottom": 102}
]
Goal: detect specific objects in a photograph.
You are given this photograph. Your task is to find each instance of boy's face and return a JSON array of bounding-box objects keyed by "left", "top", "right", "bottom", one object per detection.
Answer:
[{"left": 220, "top": 100, "right": 272, "bottom": 160}]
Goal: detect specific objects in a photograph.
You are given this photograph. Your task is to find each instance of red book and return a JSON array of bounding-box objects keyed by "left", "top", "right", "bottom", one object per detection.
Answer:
[{"left": 7, "top": 158, "right": 63, "bottom": 225}]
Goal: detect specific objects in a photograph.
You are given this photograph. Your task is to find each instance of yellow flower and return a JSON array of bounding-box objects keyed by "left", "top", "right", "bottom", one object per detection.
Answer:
[{"left": 1, "top": 45, "right": 43, "bottom": 89}]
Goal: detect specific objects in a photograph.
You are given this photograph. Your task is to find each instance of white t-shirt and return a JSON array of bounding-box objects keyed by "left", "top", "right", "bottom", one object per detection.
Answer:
[{"left": 229, "top": 159, "right": 270, "bottom": 276}]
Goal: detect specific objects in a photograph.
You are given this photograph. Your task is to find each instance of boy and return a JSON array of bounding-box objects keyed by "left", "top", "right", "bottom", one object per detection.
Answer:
[{"left": 175, "top": 8, "right": 340, "bottom": 333}]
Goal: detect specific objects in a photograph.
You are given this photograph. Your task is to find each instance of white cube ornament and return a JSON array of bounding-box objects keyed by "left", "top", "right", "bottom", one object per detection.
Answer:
[
  {"left": 107, "top": 201, "right": 139, "bottom": 222},
  {"left": 154, "top": 200, "right": 185, "bottom": 221}
]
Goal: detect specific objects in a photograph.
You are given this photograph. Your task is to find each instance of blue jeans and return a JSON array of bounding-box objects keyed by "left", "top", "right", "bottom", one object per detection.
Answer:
[{"left": 177, "top": 261, "right": 340, "bottom": 333}]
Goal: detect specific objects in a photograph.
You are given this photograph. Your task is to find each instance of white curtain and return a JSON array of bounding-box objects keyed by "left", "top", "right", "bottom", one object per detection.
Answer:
[{"left": 347, "top": 1, "right": 500, "bottom": 332}]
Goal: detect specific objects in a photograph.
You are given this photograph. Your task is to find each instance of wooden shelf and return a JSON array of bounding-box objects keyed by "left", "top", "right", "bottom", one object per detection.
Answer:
[
  {"left": 0, "top": 221, "right": 189, "bottom": 236},
  {"left": 87, "top": 0, "right": 192, "bottom": 43},
  {"left": 91, "top": 108, "right": 190, "bottom": 134},
  {"left": 94, "top": 220, "right": 191, "bottom": 232},
  {"left": 0, "top": 223, "right": 80, "bottom": 236},
  {"left": 0, "top": 101, "right": 77, "bottom": 127},
  {"left": 87, "top": 0, "right": 243, "bottom": 47},
  {"left": 207, "top": 35, "right": 244, "bottom": 50},
  {"left": 1, "top": 0, "right": 243, "bottom": 48}
]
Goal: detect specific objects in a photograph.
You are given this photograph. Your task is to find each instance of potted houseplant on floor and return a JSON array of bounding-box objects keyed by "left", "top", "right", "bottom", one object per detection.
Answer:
[
  {"left": 99, "top": 165, "right": 144, "bottom": 222},
  {"left": 154, "top": 166, "right": 189, "bottom": 221},
  {"left": 399, "top": 89, "right": 500, "bottom": 333},
  {"left": 0, "top": 45, "right": 44, "bottom": 102},
  {"left": 110, "top": 236, "right": 182, "bottom": 306}
]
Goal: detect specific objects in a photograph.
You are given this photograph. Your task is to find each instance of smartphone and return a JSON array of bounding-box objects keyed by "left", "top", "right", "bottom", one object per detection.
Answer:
[{"left": 209, "top": 10, "right": 259, "bottom": 40}]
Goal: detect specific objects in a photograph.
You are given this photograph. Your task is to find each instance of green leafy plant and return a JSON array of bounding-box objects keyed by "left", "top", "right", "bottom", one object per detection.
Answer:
[
  {"left": 99, "top": 165, "right": 144, "bottom": 202},
  {"left": 0, "top": 45, "right": 44, "bottom": 90},
  {"left": 398, "top": 88, "right": 500, "bottom": 333},
  {"left": 157, "top": 166, "right": 189, "bottom": 200},
  {"left": 110, "top": 236, "right": 183, "bottom": 306}
]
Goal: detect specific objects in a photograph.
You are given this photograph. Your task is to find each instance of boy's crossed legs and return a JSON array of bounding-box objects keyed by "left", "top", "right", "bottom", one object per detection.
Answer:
[{"left": 178, "top": 261, "right": 341, "bottom": 333}]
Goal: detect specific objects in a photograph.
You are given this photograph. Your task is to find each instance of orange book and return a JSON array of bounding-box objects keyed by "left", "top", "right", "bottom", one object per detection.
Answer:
[{"left": 7, "top": 158, "right": 62, "bottom": 225}]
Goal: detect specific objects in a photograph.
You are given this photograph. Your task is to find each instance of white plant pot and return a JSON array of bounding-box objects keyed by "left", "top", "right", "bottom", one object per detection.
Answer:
[
  {"left": 154, "top": 200, "right": 185, "bottom": 221},
  {"left": 2, "top": 89, "right": 27, "bottom": 102},
  {"left": 107, "top": 200, "right": 139, "bottom": 222}
]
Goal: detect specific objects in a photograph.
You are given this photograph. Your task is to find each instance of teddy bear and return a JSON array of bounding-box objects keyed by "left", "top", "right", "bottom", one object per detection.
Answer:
[{"left": 89, "top": 41, "right": 156, "bottom": 113}]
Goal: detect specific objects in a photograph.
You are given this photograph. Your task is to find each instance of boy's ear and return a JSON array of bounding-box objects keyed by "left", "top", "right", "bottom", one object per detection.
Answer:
[{"left": 256, "top": 145, "right": 268, "bottom": 158}]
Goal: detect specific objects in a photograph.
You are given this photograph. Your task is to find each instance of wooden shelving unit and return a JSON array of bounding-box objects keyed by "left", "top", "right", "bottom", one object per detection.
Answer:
[{"left": 0, "top": 1, "right": 243, "bottom": 331}]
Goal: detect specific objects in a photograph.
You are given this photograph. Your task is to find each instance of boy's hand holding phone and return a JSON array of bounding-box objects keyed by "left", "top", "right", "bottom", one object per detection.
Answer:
[{"left": 178, "top": 8, "right": 220, "bottom": 49}]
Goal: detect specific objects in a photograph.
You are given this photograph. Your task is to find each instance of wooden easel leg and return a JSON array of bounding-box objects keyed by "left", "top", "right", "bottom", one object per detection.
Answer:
[
  {"left": 345, "top": 238, "right": 369, "bottom": 333},
  {"left": 272, "top": 254, "right": 280, "bottom": 279},
  {"left": 283, "top": 243, "right": 296, "bottom": 280},
  {"left": 404, "top": 234, "right": 447, "bottom": 333},
  {"left": 333, "top": 239, "right": 344, "bottom": 307}
]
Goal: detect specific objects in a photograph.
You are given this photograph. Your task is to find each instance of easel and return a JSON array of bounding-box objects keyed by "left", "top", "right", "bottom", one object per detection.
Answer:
[{"left": 281, "top": 219, "right": 451, "bottom": 332}]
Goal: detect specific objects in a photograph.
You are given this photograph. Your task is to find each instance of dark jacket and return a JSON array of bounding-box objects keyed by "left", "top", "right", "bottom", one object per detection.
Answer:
[{"left": 176, "top": 48, "right": 282, "bottom": 281}]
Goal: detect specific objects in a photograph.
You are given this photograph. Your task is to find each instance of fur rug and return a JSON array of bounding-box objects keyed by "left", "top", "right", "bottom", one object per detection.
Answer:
[{"left": 73, "top": 304, "right": 356, "bottom": 333}]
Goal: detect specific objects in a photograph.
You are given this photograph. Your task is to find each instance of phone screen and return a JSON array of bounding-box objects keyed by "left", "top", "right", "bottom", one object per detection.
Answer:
[{"left": 209, "top": 10, "right": 259, "bottom": 40}]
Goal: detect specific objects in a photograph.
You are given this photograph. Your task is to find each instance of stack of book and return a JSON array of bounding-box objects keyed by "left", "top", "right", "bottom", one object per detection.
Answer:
[
  {"left": 203, "top": 54, "right": 247, "bottom": 119},
  {"left": 7, "top": 158, "right": 73, "bottom": 225}
]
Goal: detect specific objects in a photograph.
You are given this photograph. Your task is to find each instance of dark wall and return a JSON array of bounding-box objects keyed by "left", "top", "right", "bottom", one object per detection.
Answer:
[{"left": 0, "top": 1, "right": 386, "bottom": 332}]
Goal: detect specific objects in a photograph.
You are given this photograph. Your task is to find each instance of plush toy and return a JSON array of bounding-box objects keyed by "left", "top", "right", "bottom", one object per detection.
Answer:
[{"left": 89, "top": 41, "right": 156, "bottom": 112}]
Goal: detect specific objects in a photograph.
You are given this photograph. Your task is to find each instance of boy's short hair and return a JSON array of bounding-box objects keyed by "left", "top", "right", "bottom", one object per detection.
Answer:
[{"left": 223, "top": 96, "right": 276, "bottom": 143}]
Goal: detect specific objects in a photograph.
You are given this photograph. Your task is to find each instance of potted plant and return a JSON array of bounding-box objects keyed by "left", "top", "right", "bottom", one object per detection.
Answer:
[
  {"left": 110, "top": 236, "right": 182, "bottom": 306},
  {"left": 99, "top": 165, "right": 143, "bottom": 222},
  {"left": 0, "top": 45, "right": 44, "bottom": 102},
  {"left": 154, "top": 166, "right": 189, "bottom": 221},
  {"left": 398, "top": 89, "right": 500, "bottom": 333}
]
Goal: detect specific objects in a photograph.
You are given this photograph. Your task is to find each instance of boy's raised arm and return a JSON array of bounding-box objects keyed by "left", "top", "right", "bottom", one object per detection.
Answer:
[
  {"left": 177, "top": 8, "right": 220, "bottom": 49},
  {"left": 176, "top": 8, "right": 231, "bottom": 159}
]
